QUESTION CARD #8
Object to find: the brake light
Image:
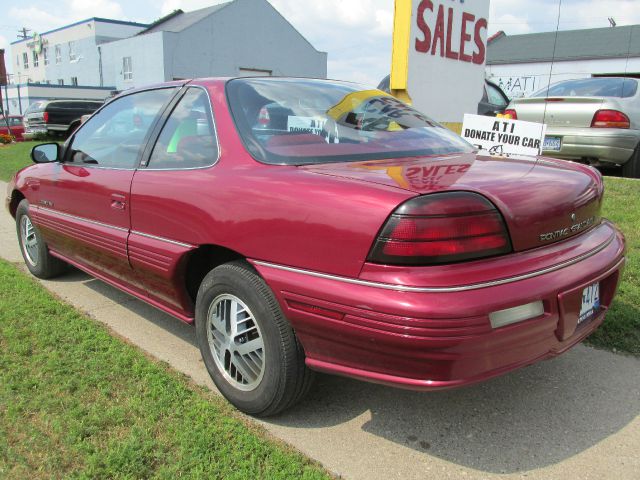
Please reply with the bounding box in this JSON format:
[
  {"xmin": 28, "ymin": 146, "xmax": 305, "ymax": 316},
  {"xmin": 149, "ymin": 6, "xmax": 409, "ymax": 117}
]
[
  {"xmin": 258, "ymin": 106, "xmax": 270, "ymax": 126},
  {"xmin": 503, "ymin": 109, "xmax": 517, "ymax": 120},
  {"xmin": 368, "ymin": 192, "xmax": 512, "ymax": 266},
  {"xmin": 43, "ymin": 112, "xmax": 49, "ymax": 123},
  {"xmin": 591, "ymin": 109, "xmax": 630, "ymax": 129}
]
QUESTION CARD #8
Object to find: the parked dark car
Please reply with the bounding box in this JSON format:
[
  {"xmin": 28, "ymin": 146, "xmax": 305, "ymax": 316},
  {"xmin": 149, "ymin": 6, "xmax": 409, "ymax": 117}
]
[
  {"xmin": 7, "ymin": 78, "xmax": 625, "ymax": 416},
  {"xmin": 0, "ymin": 115, "xmax": 25, "ymax": 141},
  {"xmin": 377, "ymin": 75, "xmax": 510, "ymax": 116},
  {"xmin": 23, "ymin": 99, "xmax": 104, "ymax": 139}
]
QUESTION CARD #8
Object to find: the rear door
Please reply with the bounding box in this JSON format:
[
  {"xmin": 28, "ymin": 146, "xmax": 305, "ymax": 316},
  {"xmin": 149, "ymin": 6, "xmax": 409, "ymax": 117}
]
[
  {"xmin": 34, "ymin": 87, "xmax": 178, "ymax": 286},
  {"xmin": 128, "ymin": 86, "xmax": 219, "ymax": 314}
]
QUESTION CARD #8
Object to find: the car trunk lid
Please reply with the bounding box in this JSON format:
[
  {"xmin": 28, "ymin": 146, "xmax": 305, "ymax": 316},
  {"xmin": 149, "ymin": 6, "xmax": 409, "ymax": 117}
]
[
  {"xmin": 301, "ymin": 152, "xmax": 603, "ymax": 252},
  {"xmin": 509, "ymin": 96, "xmax": 613, "ymax": 128}
]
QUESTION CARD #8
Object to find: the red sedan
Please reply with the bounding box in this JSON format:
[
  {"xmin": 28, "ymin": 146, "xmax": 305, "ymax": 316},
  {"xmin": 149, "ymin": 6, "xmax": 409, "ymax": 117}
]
[
  {"xmin": 5, "ymin": 78, "xmax": 625, "ymax": 416},
  {"xmin": 0, "ymin": 115, "xmax": 25, "ymax": 141}
]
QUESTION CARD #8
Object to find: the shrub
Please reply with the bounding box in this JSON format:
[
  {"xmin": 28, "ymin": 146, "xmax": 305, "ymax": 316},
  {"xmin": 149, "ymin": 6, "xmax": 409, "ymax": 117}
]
[{"xmin": 0, "ymin": 133, "xmax": 13, "ymax": 144}]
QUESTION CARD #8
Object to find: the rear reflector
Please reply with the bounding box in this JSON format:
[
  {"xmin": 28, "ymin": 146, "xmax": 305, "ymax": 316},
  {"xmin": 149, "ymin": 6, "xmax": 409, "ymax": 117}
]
[
  {"xmin": 489, "ymin": 301, "xmax": 544, "ymax": 329},
  {"xmin": 368, "ymin": 192, "xmax": 512, "ymax": 266},
  {"xmin": 591, "ymin": 109, "xmax": 630, "ymax": 129}
]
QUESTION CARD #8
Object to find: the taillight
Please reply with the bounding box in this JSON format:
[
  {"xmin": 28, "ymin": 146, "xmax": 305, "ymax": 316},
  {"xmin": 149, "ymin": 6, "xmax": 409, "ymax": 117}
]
[
  {"xmin": 43, "ymin": 112, "xmax": 49, "ymax": 123},
  {"xmin": 503, "ymin": 109, "xmax": 517, "ymax": 120},
  {"xmin": 368, "ymin": 192, "xmax": 512, "ymax": 266},
  {"xmin": 591, "ymin": 109, "xmax": 630, "ymax": 129}
]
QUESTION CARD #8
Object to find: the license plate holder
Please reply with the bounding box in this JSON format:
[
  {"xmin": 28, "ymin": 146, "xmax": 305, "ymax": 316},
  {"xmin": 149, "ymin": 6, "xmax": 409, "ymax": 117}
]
[
  {"xmin": 578, "ymin": 282, "xmax": 600, "ymax": 325},
  {"xmin": 543, "ymin": 136, "xmax": 562, "ymax": 152}
]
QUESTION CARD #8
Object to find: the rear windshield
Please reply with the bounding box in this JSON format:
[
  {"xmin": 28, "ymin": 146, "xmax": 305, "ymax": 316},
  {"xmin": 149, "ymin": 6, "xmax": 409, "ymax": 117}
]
[
  {"xmin": 226, "ymin": 78, "xmax": 473, "ymax": 165},
  {"xmin": 24, "ymin": 101, "xmax": 46, "ymax": 114},
  {"xmin": 534, "ymin": 77, "xmax": 638, "ymax": 98}
]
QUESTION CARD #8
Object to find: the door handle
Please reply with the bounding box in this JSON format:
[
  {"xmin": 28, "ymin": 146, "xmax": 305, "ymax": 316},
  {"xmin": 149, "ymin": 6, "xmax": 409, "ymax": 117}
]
[{"xmin": 111, "ymin": 193, "xmax": 127, "ymax": 211}]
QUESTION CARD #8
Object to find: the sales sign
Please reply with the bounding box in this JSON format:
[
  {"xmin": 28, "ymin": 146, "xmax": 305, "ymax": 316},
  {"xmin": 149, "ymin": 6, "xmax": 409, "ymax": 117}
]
[
  {"xmin": 391, "ymin": 0, "xmax": 490, "ymax": 124},
  {"xmin": 462, "ymin": 114, "xmax": 547, "ymax": 157}
]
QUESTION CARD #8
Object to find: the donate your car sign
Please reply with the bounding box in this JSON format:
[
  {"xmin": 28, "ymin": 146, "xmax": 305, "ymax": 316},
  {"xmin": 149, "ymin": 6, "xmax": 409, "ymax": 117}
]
[{"xmin": 462, "ymin": 114, "xmax": 547, "ymax": 157}]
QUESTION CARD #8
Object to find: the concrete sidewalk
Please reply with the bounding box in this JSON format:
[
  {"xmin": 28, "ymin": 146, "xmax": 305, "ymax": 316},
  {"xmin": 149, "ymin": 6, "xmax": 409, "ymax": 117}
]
[{"xmin": 1, "ymin": 183, "xmax": 639, "ymax": 479}]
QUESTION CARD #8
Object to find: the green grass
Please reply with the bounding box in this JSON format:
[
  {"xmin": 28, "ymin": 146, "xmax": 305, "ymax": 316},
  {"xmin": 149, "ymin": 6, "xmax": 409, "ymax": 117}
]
[
  {"xmin": 0, "ymin": 141, "xmax": 39, "ymax": 182},
  {"xmin": 0, "ymin": 259, "xmax": 331, "ymax": 479},
  {"xmin": 586, "ymin": 178, "xmax": 640, "ymax": 355}
]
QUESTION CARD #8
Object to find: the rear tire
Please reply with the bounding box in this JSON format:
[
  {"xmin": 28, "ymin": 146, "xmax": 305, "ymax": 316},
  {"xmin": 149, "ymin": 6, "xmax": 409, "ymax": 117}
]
[
  {"xmin": 16, "ymin": 200, "xmax": 67, "ymax": 279},
  {"xmin": 622, "ymin": 144, "xmax": 640, "ymax": 178},
  {"xmin": 195, "ymin": 260, "xmax": 313, "ymax": 417}
]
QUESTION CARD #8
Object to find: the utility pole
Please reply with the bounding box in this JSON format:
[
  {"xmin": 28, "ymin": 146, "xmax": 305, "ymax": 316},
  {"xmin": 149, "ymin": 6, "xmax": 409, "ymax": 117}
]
[{"xmin": 17, "ymin": 27, "xmax": 31, "ymax": 40}]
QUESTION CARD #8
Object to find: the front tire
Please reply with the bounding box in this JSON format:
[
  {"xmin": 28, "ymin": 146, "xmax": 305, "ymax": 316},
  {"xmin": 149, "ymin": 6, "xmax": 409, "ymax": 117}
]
[
  {"xmin": 195, "ymin": 261, "xmax": 313, "ymax": 417},
  {"xmin": 16, "ymin": 200, "xmax": 67, "ymax": 279},
  {"xmin": 622, "ymin": 144, "xmax": 640, "ymax": 178}
]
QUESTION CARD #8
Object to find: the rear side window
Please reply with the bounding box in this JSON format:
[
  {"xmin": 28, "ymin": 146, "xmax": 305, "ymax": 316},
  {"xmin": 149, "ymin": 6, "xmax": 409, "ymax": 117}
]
[
  {"xmin": 25, "ymin": 101, "xmax": 45, "ymax": 114},
  {"xmin": 147, "ymin": 88, "xmax": 218, "ymax": 169},
  {"xmin": 68, "ymin": 88, "xmax": 176, "ymax": 169},
  {"xmin": 534, "ymin": 78, "xmax": 638, "ymax": 98}
]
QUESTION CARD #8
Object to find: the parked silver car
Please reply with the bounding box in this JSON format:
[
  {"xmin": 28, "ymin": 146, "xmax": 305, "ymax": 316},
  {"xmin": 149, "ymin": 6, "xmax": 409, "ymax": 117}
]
[{"xmin": 505, "ymin": 77, "xmax": 640, "ymax": 178}]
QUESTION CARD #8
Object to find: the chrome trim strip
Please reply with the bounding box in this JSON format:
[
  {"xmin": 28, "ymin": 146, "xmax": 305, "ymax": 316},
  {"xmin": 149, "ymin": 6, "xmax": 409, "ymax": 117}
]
[
  {"xmin": 254, "ymin": 233, "xmax": 619, "ymax": 293},
  {"xmin": 38, "ymin": 207, "xmax": 129, "ymax": 233},
  {"xmin": 130, "ymin": 230, "xmax": 194, "ymax": 249}
]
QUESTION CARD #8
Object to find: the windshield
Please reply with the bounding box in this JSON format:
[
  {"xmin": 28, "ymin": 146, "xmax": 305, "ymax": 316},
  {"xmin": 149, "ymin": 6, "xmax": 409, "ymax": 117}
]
[
  {"xmin": 533, "ymin": 77, "xmax": 638, "ymax": 98},
  {"xmin": 226, "ymin": 78, "xmax": 473, "ymax": 165}
]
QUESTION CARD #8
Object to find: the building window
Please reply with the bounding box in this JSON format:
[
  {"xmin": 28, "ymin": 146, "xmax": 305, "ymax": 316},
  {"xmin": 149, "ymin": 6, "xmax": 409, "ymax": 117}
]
[
  {"xmin": 58, "ymin": 79, "xmax": 64, "ymax": 85},
  {"xmin": 55, "ymin": 45, "xmax": 61, "ymax": 64},
  {"xmin": 33, "ymin": 51, "xmax": 39, "ymax": 68},
  {"xmin": 68, "ymin": 41, "xmax": 76, "ymax": 62},
  {"xmin": 71, "ymin": 77, "xmax": 78, "ymax": 86},
  {"xmin": 43, "ymin": 47, "xmax": 49, "ymax": 65},
  {"xmin": 22, "ymin": 52, "xmax": 29, "ymax": 69},
  {"xmin": 16, "ymin": 55, "xmax": 19, "ymax": 67},
  {"xmin": 123, "ymin": 57, "xmax": 133, "ymax": 81}
]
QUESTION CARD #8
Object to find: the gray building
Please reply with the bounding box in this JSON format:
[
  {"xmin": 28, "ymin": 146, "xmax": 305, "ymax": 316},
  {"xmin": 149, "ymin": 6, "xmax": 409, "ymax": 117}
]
[{"xmin": 101, "ymin": 0, "xmax": 327, "ymax": 90}]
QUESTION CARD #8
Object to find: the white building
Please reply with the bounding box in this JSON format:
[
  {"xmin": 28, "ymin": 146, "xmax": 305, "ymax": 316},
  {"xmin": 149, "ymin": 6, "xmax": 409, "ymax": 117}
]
[
  {"xmin": 10, "ymin": 18, "xmax": 148, "ymax": 87},
  {"xmin": 9, "ymin": 0, "xmax": 327, "ymax": 98},
  {"xmin": 486, "ymin": 25, "xmax": 640, "ymax": 99}
]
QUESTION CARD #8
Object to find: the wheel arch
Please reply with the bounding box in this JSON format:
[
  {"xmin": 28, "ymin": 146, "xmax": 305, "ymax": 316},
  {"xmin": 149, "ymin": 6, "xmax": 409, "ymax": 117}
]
[
  {"xmin": 8, "ymin": 189, "xmax": 26, "ymax": 218},
  {"xmin": 183, "ymin": 243, "xmax": 246, "ymax": 307}
]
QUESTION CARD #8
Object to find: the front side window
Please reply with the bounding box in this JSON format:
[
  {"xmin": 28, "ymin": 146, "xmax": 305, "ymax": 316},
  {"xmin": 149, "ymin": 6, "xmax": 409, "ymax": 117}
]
[
  {"xmin": 55, "ymin": 45, "xmax": 61, "ymax": 64},
  {"xmin": 22, "ymin": 52, "xmax": 28, "ymax": 69},
  {"xmin": 33, "ymin": 51, "xmax": 39, "ymax": 67},
  {"xmin": 148, "ymin": 88, "xmax": 218, "ymax": 169},
  {"xmin": 227, "ymin": 78, "xmax": 472, "ymax": 166},
  {"xmin": 68, "ymin": 88, "xmax": 176, "ymax": 169},
  {"xmin": 123, "ymin": 57, "xmax": 133, "ymax": 81}
]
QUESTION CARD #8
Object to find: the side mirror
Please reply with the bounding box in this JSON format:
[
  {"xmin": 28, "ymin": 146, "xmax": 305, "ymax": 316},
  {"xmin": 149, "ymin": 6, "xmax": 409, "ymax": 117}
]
[{"xmin": 31, "ymin": 143, "xmax": 60, "ymax": 164}]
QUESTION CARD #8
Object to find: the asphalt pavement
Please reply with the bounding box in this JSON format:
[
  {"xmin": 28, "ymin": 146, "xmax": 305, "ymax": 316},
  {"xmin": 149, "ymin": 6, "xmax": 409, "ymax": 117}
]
[{"xmin": 1, "ymin": 180, "xmax": 639, "ymax": 480}]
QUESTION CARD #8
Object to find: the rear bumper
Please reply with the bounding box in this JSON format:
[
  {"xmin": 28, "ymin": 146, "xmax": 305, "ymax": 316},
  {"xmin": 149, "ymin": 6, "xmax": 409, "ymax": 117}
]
[
  {"xmin": 251, "ymin": 221, "xmax": 625, "ymax": 390},
  {"xmin": 543, "ymin": 127, "xmax": 639, "ymax": 165}
]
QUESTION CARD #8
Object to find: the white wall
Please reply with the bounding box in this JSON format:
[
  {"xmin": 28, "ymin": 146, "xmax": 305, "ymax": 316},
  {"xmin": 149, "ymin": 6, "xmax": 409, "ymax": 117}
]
[
  {"xmin": 486, "ymin": 56, "xmax": 640, "ymax": 99},
  {"xmin": 100, "ymin": 32, "xmax": 167, "ymax": 90}
]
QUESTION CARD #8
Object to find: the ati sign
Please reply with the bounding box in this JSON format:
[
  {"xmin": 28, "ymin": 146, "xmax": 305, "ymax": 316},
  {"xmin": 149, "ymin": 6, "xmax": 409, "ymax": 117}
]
[
  {"xmin": 405, "ymin": 0, "xmax": 489, "ymax": 123},
  {"xmin": 462, "ymin": 114, "xmax": 547, "ymax": 157}
]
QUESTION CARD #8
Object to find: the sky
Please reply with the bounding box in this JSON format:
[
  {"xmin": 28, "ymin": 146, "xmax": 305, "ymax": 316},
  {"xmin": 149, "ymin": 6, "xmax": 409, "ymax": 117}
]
[{"xmin": 1, "ymin": 0, "xmax": 640, "ymax": 86}]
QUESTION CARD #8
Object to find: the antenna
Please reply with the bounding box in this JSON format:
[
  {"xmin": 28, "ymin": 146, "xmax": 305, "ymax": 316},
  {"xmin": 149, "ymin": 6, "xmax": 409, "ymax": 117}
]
[
  {"xmin": 17, "ymin": 27, "xmax": 31, "ymax": 40},
  {"xmin": 541, "ymin": 0, "xmax": 562, "ymax": 131}
]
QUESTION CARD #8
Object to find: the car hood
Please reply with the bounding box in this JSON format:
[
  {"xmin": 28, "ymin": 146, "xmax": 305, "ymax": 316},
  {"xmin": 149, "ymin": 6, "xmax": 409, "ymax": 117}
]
[{"xmin": 301, "ymin": 152, "xmax": 604, "ymax": 252}]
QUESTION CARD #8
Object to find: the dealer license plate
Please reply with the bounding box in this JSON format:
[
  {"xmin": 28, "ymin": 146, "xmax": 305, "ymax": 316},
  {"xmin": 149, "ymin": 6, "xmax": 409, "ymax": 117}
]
[
  {"xmin": 578, "ymin": 283, "xmax": 600, "ymax": 325},
  {"xmin": 543, "ymin": 136, "xmax": 562, "ymax": 152}
]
